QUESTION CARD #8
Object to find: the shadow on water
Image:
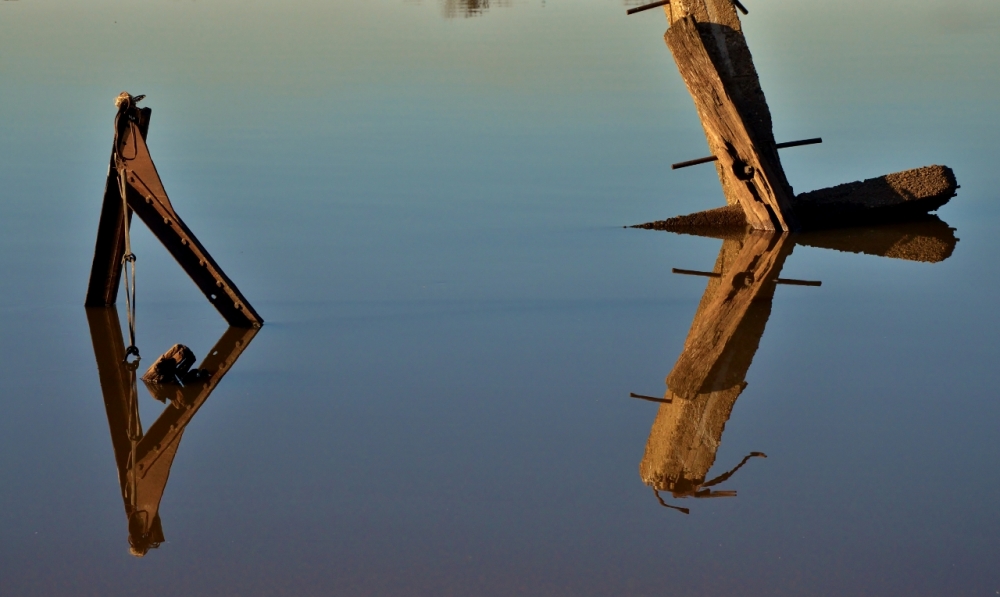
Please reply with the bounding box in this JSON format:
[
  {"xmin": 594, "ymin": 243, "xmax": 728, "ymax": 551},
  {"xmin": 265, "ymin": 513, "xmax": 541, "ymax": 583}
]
[
  {"xmin": 85, "ymin": 308, "xmax": 257, "ymax": 556},
  {"xmin": 636, "ymin": 218, "xmax": 959, "ymax": 514}
]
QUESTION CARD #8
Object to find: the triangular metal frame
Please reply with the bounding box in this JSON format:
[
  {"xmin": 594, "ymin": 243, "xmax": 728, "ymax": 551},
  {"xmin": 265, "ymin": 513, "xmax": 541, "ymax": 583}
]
[{"xmin": 84, "ymin": 93, "xmax": 262, "ymax": 328}]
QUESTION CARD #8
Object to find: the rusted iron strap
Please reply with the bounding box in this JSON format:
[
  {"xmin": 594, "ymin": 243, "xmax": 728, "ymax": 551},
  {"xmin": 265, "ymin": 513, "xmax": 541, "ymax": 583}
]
[
  {"xmin": 672, "ymin": 138, "xmax": 823, "ymax": 170},
  {"xmin": 627, "ymin": 0, "xmax": 669, "ymax": 15}
]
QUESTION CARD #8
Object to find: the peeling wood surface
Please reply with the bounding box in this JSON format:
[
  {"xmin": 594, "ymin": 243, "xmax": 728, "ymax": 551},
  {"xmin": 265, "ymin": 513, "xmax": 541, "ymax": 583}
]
[{"xmin": 665, "ymin": 15, "xmax": 797, "ymax": 230}]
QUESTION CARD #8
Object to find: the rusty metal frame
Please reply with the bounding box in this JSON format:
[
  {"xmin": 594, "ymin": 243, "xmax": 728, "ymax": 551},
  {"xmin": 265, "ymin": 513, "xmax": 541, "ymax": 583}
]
[{"xmin": 85, "ymin": 96, "xmax": 262, "ymax": 328}]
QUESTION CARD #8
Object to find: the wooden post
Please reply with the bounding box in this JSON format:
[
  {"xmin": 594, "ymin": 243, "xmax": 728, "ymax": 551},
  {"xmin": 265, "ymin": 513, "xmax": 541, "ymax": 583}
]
[{"xmin": 662, "ymin": 0, "xmax": 798, "ymax": 230}]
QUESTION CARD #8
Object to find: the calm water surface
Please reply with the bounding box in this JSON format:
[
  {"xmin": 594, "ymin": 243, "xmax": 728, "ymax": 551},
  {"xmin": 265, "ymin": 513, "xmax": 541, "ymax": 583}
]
[{"xmin": 2, "ymin": 0, "xmax": 999, "ymax": 595}]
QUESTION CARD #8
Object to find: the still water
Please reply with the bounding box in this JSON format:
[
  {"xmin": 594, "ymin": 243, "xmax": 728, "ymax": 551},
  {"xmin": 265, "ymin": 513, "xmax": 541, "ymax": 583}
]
[{"xmin": 2, "ymin": 0, "xmax": 999, "ymax": 595}]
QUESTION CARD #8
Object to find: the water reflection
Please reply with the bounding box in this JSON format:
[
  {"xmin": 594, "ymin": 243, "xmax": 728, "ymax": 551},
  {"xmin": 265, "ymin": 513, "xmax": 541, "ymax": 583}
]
[
  {"xmin": 639, "ymin": 219, "xmax": 958, "ymax": 513},
  {"xmin": 441, "ymin": 0, "xmax": 511, "ymax": 18},
  {"xmin": 85, "ymin": 308, "xmax": 257, "ymax": 555}
]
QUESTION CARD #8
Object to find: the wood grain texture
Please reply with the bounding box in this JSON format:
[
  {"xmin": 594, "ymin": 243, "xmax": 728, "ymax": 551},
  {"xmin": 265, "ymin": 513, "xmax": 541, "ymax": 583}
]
[
  {"xmin": 665, "ymin": 231, "xmax": 792, "ymax": 396},
  {"xmin": 640, "ymin": 233, "xmax": 785, "ymax": 494},
  {"xmin": 664, "ymin": 13, "xmax": 797, "ymax": 230}
]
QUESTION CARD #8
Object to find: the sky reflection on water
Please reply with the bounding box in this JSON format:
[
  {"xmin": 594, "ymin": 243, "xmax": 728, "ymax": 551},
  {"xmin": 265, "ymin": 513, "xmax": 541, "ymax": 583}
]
[{"xmin": 1, "ymin": 0, "xmax": 999, "ymax": 595}]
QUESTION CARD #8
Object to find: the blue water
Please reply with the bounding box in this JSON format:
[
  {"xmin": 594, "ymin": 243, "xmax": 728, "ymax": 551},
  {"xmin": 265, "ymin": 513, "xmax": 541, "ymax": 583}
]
[{"xmin": 1, "ymin": 1, "xmax": 999, "ymax": 594}]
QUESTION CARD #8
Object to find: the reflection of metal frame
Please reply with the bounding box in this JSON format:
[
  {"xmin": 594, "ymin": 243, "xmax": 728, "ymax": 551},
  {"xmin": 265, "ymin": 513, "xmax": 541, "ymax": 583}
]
[{"xmin": 86, "ymin": 307, "xmax": 257, "ymax": 555}]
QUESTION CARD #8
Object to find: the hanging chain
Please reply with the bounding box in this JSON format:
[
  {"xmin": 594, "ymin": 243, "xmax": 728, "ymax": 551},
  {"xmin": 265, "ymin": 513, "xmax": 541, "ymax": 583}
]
[
  {"xmin": 125, "ymin": 354, "xmax": 142, "ymax": 512},
  {"xmin": 114, "ymin": 99, "xmax": 140, "ymax": 363}
]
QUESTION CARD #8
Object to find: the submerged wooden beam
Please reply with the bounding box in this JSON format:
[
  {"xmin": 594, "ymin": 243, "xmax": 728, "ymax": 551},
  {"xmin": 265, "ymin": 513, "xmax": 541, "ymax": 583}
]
[
  {"xmin": 662, "ymin": 0, "xmax": 797, "ymax": 230},
  {"xmin": 633, "ymin": 165, "xmax": 959, "ymax": 253},
  {"xmin": 793, "ymin": 165, "xmax": 958, "ymax": 229}
]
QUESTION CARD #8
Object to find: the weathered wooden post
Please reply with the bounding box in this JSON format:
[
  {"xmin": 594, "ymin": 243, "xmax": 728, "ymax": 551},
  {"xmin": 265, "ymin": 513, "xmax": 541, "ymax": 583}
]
[
  {"xmin": 661, "ymin": 0, "xmax": 798, "ymax": 230},
  {"xmin": 629, "ymin": 1, "xmax": 959, "ymax": 232}
]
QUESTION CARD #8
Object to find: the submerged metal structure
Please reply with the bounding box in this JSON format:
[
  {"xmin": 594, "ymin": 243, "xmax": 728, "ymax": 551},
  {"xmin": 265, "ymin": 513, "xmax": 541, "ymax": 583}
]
[{"xmin": 85, "ymin": 92, "xmax": 262, "ymax": 328}]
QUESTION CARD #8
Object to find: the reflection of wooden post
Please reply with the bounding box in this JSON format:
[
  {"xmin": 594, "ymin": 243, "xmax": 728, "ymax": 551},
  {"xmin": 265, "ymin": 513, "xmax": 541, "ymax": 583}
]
[
  {"xmin": 86, "ymin": 307, "xmax": 258, "ymax": 556},
  {"xmin": 662, "ymin": 0, "xmax": 797, "ymax": 230},
  {"xmin": 640, "ymin": 232, "xmax": 791, "ymax": 495}
]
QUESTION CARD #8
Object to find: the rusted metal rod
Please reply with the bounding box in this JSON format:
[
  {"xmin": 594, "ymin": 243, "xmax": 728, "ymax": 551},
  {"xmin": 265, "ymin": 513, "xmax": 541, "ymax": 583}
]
[
  {"xmin": 630, "ymin": 393, "xmax": 673, "ymax": 404},
  {"xmin": 672, "ymin": 268, "xmax": 821, "ymax": 286},
  {"xmin": 626, "ymin": 0, "xmax": 669, "ymax": 15},
  {"xmin": 672, "ymin": 268, "xmax": 720, "ymax": 278},
  {"xmin": 775, "ymin": 278, "xmax": 822, "ymax": 287},
  {"xmin": 672, "ymin": 137, "xmax": 823, "ymax": 170}
]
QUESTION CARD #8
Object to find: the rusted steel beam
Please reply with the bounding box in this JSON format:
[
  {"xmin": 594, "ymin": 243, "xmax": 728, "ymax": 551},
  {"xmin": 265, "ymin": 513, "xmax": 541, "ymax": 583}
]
[
  {"xmin": 118, "ymin": 120, "xmax": 262, "ymax": 327},
  {"xmin": 665, "ymin": 15, "xmax": 798, "ymax": 230},
  {"xmin": 85, "ymin": 107, "xmax": 151, "ymax": 307}
]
